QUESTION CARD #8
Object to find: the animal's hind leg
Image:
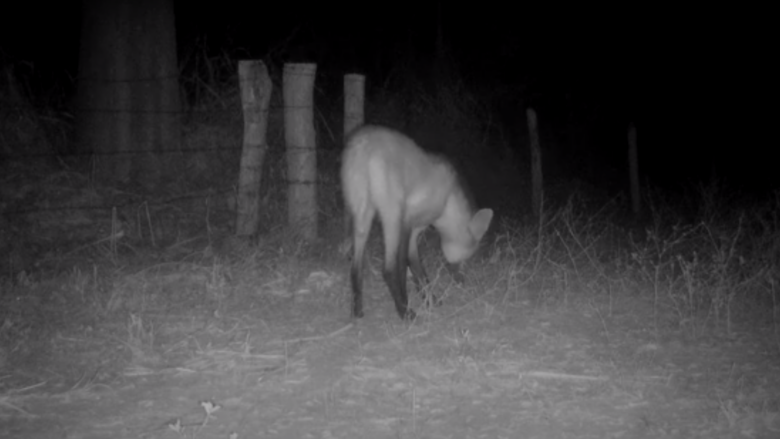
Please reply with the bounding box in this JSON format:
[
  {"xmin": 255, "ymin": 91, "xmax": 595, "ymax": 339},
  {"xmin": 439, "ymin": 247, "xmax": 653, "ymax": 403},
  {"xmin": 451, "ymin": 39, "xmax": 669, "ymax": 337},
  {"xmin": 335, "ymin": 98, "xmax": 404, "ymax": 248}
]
[{"xmin": 350, "ymin": 206, "xmax": 375, "ymax": 318}]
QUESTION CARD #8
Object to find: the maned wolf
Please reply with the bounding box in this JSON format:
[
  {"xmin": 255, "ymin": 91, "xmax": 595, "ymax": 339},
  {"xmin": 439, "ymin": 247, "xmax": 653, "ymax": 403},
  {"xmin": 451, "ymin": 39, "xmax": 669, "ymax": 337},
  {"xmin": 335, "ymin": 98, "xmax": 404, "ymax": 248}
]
[{"xmin": 341, "ymin": 125, "xmax": 493, "ymax": 321}]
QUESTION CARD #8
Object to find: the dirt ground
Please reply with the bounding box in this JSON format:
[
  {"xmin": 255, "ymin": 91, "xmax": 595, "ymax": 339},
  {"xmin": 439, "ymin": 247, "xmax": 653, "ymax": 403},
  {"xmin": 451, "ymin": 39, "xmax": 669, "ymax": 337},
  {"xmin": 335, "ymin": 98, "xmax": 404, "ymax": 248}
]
[{"xmin": 1, "ymin": 253, "xmax": 779, "ymax": 439}]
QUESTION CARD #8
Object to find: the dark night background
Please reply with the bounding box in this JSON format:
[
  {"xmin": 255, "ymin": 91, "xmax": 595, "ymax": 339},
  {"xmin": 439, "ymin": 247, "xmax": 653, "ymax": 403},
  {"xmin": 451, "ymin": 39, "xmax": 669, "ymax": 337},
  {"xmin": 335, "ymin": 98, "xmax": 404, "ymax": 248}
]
[
  {"xmin": 1, "ymin": 2, "xmax": 775, "ymax": 196},
  {"xmin": 4, "ymin": 4, "xmax": 780, "ymax": 435}
]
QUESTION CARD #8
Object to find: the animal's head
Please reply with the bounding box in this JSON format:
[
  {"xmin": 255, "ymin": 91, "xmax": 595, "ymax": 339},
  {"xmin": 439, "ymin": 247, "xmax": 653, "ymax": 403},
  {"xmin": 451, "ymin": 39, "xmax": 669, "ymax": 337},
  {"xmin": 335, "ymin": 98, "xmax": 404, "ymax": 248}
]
[{"xmin": 441, "ymin": 208, "xmax": 493, "ymax": 264}]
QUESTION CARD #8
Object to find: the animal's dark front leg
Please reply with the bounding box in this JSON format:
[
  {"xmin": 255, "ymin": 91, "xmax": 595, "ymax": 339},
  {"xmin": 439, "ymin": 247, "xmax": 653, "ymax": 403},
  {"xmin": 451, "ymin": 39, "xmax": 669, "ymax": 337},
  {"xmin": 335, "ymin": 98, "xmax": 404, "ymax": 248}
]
[
  {"xmin": 409, "ymin": 228, "xmax": 441, "ymax": 307},
  {"xmin": 384, "ymin": 225, "xmax": 416, "ymax": 321},
  {"xmin": 447, "ymin": 262, "xmax": 465, "ymax": 285}
]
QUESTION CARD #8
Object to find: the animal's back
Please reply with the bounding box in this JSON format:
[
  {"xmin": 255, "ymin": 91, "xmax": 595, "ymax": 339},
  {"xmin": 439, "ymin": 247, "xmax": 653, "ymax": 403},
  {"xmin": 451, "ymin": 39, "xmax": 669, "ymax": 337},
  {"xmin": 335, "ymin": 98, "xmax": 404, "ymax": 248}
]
[{"xmin": 342, "ymin": 125, "xmax": 458, "ymax": 227}]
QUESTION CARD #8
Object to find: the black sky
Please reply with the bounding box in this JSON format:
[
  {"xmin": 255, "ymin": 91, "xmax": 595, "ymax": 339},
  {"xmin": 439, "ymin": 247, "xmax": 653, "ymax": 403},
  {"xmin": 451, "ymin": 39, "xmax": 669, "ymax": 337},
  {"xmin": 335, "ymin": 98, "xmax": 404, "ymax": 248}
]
[{"xmin": 1, "ymin": 2, "xmax": 775, "ymax": 192}]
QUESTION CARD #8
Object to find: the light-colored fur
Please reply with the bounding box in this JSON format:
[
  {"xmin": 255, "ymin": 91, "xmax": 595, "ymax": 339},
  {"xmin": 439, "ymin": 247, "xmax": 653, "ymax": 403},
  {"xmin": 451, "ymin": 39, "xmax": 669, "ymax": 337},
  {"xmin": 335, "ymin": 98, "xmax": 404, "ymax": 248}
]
[{"xmin": 341, "ymin": 125, "xmax": 493, "ymax": 320}]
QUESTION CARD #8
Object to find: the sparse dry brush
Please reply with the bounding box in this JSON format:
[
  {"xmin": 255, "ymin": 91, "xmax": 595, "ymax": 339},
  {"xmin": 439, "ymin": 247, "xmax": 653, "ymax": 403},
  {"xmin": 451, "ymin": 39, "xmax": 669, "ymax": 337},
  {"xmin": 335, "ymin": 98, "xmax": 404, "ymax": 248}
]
[
  {"xmin": 479, "ymin": 186, "xmax": 780, "ymax": 342},
  {"xmin": 2, "ymin": 52, "xmax": 780, "ymax": 437}
]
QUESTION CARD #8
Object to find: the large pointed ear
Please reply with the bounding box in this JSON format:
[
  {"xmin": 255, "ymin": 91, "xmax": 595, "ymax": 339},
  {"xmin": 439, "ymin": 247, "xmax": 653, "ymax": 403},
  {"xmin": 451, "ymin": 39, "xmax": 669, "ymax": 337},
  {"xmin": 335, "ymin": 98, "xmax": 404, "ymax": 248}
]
[{"xmin": 469, "ymin": 208, "xmax": 493, "ymax": 241}]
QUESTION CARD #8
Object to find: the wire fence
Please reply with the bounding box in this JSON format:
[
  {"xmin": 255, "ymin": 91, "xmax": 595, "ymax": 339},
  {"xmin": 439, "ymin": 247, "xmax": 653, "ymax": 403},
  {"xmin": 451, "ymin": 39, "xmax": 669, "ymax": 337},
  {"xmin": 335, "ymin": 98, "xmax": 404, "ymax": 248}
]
[
  {"xmin": 1, "ymin": 64, "xmax": 501, "ymax": 227},
  {"xmin": 1, "ymin": 93, "xmax": 347, "ymax": 221}
]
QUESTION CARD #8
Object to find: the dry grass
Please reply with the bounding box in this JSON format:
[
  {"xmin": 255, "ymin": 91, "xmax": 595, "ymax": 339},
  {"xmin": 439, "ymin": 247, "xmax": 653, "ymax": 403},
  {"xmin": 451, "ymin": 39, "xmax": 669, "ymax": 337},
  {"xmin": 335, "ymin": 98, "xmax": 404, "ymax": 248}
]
[
  {"xmin": 2, "ymin": 58, "xmax": 779, "ymax": 438},
  {"xmin": 3, "ymin": 170, "xmax": 780, "ymax": 437}
]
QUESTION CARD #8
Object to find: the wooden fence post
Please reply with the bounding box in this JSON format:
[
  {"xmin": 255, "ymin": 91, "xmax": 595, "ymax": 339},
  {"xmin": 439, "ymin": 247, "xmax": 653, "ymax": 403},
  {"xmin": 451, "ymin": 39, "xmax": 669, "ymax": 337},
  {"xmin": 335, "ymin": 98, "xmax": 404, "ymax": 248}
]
[
  {"xmin": 284, "ymin": 63, "xmax": 318, "ymax": 241},
  {"xmin": 236, "ymin": 60, "xmax": 272, "ymax": 237}
]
